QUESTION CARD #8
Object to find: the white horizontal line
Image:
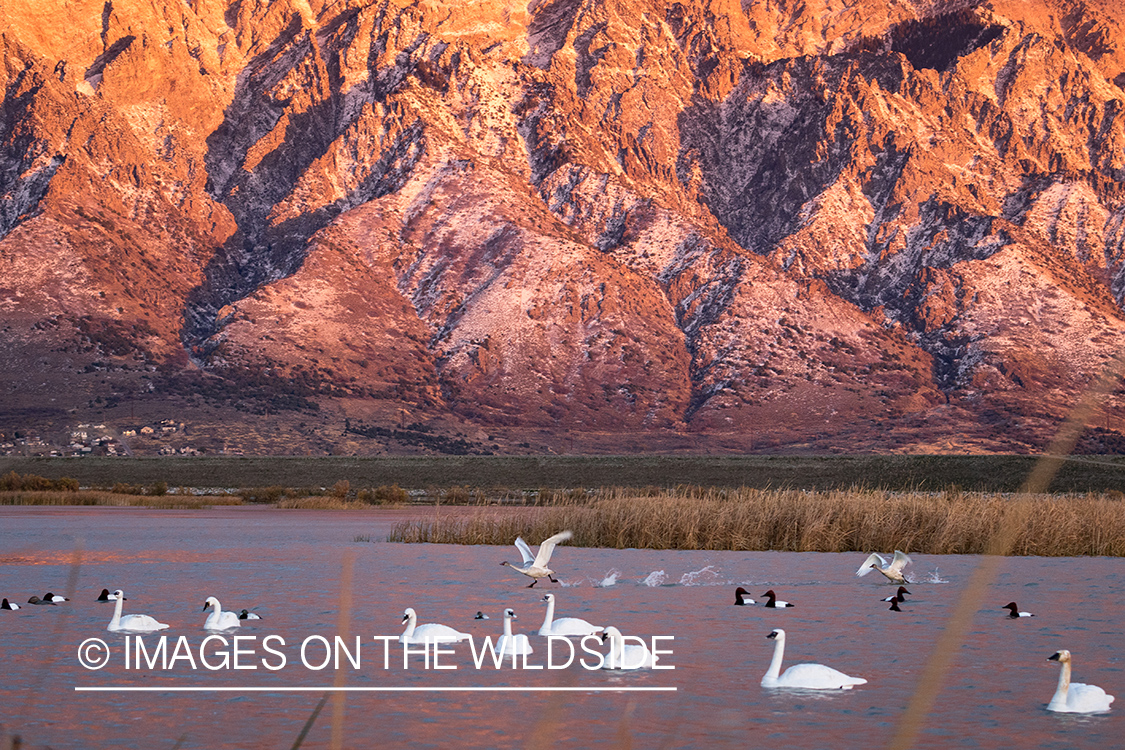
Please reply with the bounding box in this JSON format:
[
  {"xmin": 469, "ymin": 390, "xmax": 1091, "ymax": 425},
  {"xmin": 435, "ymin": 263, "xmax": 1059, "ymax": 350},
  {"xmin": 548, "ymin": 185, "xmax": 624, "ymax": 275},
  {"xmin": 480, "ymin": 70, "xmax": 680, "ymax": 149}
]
[{"xmin": 75, "ymin": 686, "xmax": 677, "ymax": 693}]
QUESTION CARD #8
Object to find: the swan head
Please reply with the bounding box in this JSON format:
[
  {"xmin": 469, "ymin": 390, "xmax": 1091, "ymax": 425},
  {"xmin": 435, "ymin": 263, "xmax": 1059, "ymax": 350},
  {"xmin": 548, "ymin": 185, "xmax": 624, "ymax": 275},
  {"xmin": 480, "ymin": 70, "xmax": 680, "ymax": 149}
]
[
  {"xmin": 112, "ymin": 589, "xmax": 125, "ymax": 601},
  {"xmin": 542, "ymin": 594, "xmax": 555, "ymax": 603},
  {"xmin": 504, "ymin": 608, "xmax": 517, "ymax": 620},
  {"xmin": 402, "ymin": 607, "xmax": 416, "ymax": 624},
  {"xmin": 766, "ymin": 628, "xmax": 785, "ymax": 641},
  {"xmin": 203, "ymin": 596, "xmax": 220, "ymax": 611},
  {"xmin": 601, "ymin": 626, "xmax": 622, "ymax": 643},
  {"xmin": 1048, "ymin": 650, "xmax": 1071, "ymax": 664},
  {"xmin": 500, "ymin": 560, "xmax": 511, "ymax": 567}
]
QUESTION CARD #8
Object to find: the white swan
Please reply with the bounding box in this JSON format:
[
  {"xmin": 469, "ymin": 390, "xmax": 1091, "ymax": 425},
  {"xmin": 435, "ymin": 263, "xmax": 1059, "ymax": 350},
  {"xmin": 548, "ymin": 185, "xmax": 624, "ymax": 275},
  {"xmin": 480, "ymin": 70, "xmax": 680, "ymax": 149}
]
[
  {"xmin": 760, "ymin": 629, "xmax": 867, "ymax": 690},
  {"xmin": 1047, "ymin": 650, "xmax": 1114, "ymax": 713},
  {"xmin": 600, "ymin": 626, "xmax": 655, "ymax": 669},
  {"xmin": 538, "ymin": 593, "xmax": 601, "ymax": 636},
  {"xmin": 856, "ymin": 550, "xmax": 912, "ymax": 584},
  {"xmin": 500, "ymin": 530, "xmax": 573, "ymax": 587},
  {"xmin": 1, "ymin": 598, "xmax": 20, "ymax": 610},
  {"xmin": 399, "ymin": 608, "xmax": 471, "ymax": 644},
  {"xmin": 1003, "ymin": 602, "xmax": 1034, "ymax": 618},
  {"xmin": 202, "ymin": 596, "xmax": 241, "ymax": 630},
  {"xmin": 238, "ymin": 609, "xmax": 262, "ymax": 620},
  {"xmin": 107, "ymin": 590, "xmax": 169, "ymax": 633},
  {"xmin": 882, "ymin": 586, "xmax": 911, "ymax": 602},
  {"xmin": 497, "ymin": 608, "xmax": 533, "ymax": 656},
  {"xmin": 761, "ymin": 590, "xmax": 794, "ymax": 608},
  {"xmin": 734, "ymin": 587, "xmax": 756, "ymax": 606}
]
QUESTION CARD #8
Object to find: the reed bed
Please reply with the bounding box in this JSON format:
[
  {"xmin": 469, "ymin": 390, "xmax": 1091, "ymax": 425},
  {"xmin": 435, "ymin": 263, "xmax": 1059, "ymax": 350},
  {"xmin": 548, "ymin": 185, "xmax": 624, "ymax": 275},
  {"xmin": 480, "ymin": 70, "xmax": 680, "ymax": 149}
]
[
  {"xmin": 387, "ymin": 487, "xmax": 1125, "ymax": 557},
  {"xmin": 0, "ymin": 490, "xmax": 243, "ymax": 509}
]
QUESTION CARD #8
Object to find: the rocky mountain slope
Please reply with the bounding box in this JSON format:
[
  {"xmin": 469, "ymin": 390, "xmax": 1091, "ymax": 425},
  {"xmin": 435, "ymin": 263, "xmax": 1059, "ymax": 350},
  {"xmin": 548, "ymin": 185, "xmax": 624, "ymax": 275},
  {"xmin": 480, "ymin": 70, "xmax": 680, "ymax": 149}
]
[{"xmin": 1, "ymin": 0, "xmax": 1124, "ymax": 455}]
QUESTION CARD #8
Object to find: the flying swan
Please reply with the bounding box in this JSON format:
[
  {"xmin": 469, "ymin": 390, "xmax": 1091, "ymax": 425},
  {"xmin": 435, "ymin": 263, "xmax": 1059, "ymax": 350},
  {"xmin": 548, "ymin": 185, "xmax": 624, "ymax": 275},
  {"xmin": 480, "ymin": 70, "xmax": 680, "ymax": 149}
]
[
  {"xmin": 107, "ymin": 590, "xmax": 169, "ymax": 633},
  {"xmin": 1046, "ymin": 650, "xmax": 1114, "ymax": 713},
  {"xmin": 203, "ymin": 596, "xmax": 241, "ymax": 630},
  {"xmin": 856, "ymin": 550, "xmax": 912, "ymax": 584},
  {"xmin": 538, "ymin": 593, "xmax": 601, "ymax": 636},
  {"xmin": 400, "ymin": 608, "xmax": 471, "ymax": 645},
  {"xmin": 500, "ymin": 530, "xmax": 573, "ymax": 587},
  {"xmin": 600, "ymin": 626, "xmax": 655, "ymax": 669},
  {"xmin": 497, "ymin": 608, "xmax": 533, "ymax": 656},
  {"xmin": 760, "ymin": 629, "xmax": 867, "ymax": 690}
]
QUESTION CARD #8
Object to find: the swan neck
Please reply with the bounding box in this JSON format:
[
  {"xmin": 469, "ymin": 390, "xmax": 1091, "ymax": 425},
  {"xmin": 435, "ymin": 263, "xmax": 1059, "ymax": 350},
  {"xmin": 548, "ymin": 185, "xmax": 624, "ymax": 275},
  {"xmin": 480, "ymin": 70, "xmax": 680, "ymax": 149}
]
[
  {"xmin": 765, "ymin": 636, "xmax": 785, "ymax": 680},
  {"xmin": 1053, "ymin": 659, "xmax": 1072, "ymax": 704},
  {"xmin": 609, "ymin": 631, "xmax": 623, "ymax": 667},
  {"xmin": 110, "ymin": 594, "xmax": 124, "ymax": 627},
  {"xmin": 402, "ymin": 613, "xmax": 416, "ymax": 638},
  {"xmin": 504, "ymin": 615, "xmax": 514, "ymax": 638},
  {"xmin": 540, "ymin": 598, "xmax": 555, "ymax": 632}
]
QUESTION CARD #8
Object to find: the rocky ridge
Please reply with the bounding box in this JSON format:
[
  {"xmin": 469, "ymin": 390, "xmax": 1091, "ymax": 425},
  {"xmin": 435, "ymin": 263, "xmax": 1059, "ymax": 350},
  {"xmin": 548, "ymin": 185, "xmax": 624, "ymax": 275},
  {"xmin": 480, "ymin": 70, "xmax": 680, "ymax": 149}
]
[{"xmin": 1, "ymin": 0, "xmax": 1124, "ymax": 454}]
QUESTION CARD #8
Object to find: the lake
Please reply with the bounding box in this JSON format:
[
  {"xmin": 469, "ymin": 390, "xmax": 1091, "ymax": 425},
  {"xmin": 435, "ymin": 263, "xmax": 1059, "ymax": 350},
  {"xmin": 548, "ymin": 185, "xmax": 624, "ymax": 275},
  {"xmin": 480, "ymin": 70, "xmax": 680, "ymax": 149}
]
[{"xmin": 0, "ymin": 506, "xmax": 1120, "ymax": 748}]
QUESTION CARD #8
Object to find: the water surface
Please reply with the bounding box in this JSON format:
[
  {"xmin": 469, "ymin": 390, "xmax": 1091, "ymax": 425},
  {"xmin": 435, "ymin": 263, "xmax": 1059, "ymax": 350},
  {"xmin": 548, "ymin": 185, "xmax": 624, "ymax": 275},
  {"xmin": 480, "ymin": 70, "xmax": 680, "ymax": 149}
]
[{"xmin": 0, "ymin": 507, "xmax": 1121, "ymax": 748}]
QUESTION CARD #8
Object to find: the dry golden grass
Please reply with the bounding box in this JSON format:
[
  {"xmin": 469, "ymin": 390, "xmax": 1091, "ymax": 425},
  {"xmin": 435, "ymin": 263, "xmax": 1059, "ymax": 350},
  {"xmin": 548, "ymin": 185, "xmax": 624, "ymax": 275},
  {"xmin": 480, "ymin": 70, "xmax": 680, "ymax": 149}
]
[
  {"xmin": 0, "ymin": 490, "xmax": 242, "ymax": 509},
  {"xmin": 388, "ymin": 486, "xmax": 1125, "ymax": 556}
]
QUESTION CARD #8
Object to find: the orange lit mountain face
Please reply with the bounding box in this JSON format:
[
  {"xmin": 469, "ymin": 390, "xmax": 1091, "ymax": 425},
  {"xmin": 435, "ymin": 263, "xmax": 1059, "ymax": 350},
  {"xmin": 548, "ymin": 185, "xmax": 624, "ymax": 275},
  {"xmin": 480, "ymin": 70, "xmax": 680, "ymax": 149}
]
[{"xmin": 2, "ymin": 0, "xmax": 1125, "ymax": 455}]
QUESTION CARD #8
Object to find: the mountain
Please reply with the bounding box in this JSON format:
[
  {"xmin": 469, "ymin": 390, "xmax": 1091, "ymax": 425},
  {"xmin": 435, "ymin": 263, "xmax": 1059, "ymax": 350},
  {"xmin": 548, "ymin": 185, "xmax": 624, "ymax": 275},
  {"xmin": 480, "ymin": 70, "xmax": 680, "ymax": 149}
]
[{"xmin": 1, "ymin": 0, "xmax": 1124, "ymax": 456}]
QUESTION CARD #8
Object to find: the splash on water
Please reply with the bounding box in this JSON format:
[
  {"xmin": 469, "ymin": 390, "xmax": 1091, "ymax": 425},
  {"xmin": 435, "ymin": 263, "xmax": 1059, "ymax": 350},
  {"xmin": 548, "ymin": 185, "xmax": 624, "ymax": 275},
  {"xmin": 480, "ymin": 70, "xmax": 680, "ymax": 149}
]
[
  {"xmin": 921, "ymin": 568, "xmax": 949, "ymax": 584},
  {"xmin": 596, "ymin": 570, "xmax": 621, "ymax": 587},
  {"xmin": 642, "ymin": 570, "xmax": 667, "ymax": 587},
  {"xmin": 679, "ymin": 565, "xmax": 724, "ymax": 586}
]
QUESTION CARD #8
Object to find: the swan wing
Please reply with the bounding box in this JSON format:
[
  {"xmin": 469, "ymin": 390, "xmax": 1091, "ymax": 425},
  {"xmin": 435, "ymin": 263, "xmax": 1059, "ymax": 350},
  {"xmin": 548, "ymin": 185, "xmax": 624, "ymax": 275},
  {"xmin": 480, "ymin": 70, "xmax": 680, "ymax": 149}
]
[
  {"xmin": 888, "ymin": 550, "xmax": 912, "ymax": 573},
  {"xmin": 413, "ymin": 623, "xmax": 471, "ymax": 643},
  {"xmin": 778, "ymin": 663, "xmax": 867, "ymax": 690},
  {"xmin": 119, "ymin": 614, "xmax": 169, "ymax": 632},
  {"xmin": 513, "ymin": 536, "xmax": 535, "ymax": 565},
  {"xmin": 532, "ymin": 530, "xmax": 573, "ymax": 568},
  {"xmin": 856, "ymin": 552, "xmax": 886, "ymax": 577},
  {"xmin": 546, "ymin": 617, "xmax": 601, "ymax": 636},
  {"xmin": 1068, "ymin": 683, "xmax": 1115, "ymax": 712}
]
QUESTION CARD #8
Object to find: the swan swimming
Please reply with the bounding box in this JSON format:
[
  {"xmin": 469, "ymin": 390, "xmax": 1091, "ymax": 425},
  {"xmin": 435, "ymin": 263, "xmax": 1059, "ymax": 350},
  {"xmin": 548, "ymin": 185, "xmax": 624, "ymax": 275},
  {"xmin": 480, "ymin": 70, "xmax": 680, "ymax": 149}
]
[
  {"xmin": 1003, "ymin": 602, "xmax": 1034, "ymax": 618},
  {"xmin": 538, "ymin": 593, "xmax": 601, "ymax": 636},
  {"xmin": 734, "ymin": 587, "xmax": 756, "ymax": 606},
  {"xmin": 202, "ymin": 596, "xmax": 241, "ymax": 630},
  {"xmin": 400, "ymin": 608, "xmax": 472, "ymax": 644},
  {"xmin": 881, "ymin": 586, "xmax": 911, "ymax": 602},
  {"xmin": 760, "ymin": 629, "xmax": 867, "ymax": 690},
  {"xmin": 1046, "ymin": 650, "xmax": 1114, "ymax": 713},
  {"xmin": 107, "ymin": 590, "xmax": 169, "ymax": 633},
  {"xmin": 497, "ymin": 608, "xmax": 533, "ymax": 656},
  {"xmin": 1, "ymin": 598, "xmax": 20, "ymax": 610},
  {"xmin": 500, "ymin": 530, "xmax": 573, "ymax": 587},
  {"xmin": 238, "ymin": 609, "xmax": 262, "ymax": 620},
  {"xmin": 600, "ymin": 626, "xmax": 655, "ymax": 669},
  {"xmin": 856, "ymin": 550, "xmax": 912, "ymax": 584},
  {"xmin": 761, "ymin": 590, "xmax": 794, "ymax": 608}
]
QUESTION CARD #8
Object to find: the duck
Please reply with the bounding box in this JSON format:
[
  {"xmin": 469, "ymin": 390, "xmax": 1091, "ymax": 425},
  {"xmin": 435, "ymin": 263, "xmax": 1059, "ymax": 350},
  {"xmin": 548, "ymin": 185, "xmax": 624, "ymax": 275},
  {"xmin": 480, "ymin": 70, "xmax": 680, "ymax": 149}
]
[
  {"xmin": 43, "ymin": 592, "xmax": 68, "ymax": 603},
  {"xmin": 474, "ymin": 611, "xmax": 490, "ymax": 620},
  {"xmin": 1, "ymin": 598, "xmax": 20, "ymax": 610},
  {"xmin": 760, "ymin": 629, "xmax": 867, "ymax": 690},
  {"xmin": 96, "ymin": 588, "xmax": 117, "ymax": 602},
  {"xmin": 27, "ymin": 596, "xmax": 55, "ymax": 606},
  {"xmin": 881, "ymin": 586, "xmax": 911, "ymax": 602},
  {"xmin": 600, "ymin": 626, "xmax": 655, "ymax": 669},
  {"xmin": 107, "ymin": 590, "xmax": 169, "ymax": 633},
  {"xmin": 238, "ymin": 609, "xmax": 262, "ymax": 620},
  {"xmin": 497, "ymin": 608, "xmax": 533, "ymax": 656},
  {"xmin": 202, "ymin": 596, "xmax": 241, "ymax": 630},
  {"xmin": 500, "ymin": 530, "xmax": 573, "ymax": 587},
  {"xmin": 856, "ymin": 550, "xmax": 912, "ymax": 584},
  {"xmin": 538, "ymin": 593, "xmax": 601, "ymax": 636},
  {"xmin": 734, "ymin": 587, "xmax": 756, "ymax": 606},
  {"xmin": 888, "ymin": 597, "xmax": 904, "ymax": 612},
  {"xmin": 1046, "ymin": 650, "xmax": 1114, "ymax": 713},
  {"xmin": 1003, "ymin": 602, "xmax": 1034, "ymax": 618},
  {"xmin": 761, "ymin": 590, "xmax": 794, "ymax": 608},
  {"xmin": 399, "ymin": 608, "xmax": 471, "ymax": 644}
]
